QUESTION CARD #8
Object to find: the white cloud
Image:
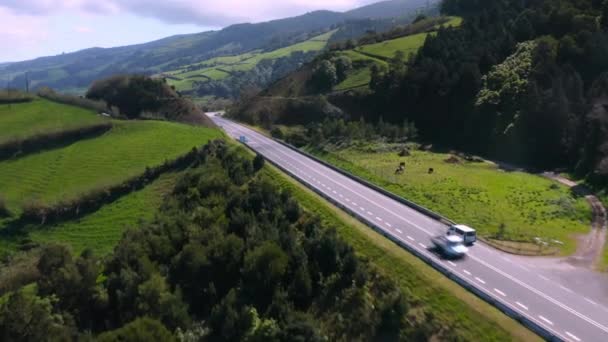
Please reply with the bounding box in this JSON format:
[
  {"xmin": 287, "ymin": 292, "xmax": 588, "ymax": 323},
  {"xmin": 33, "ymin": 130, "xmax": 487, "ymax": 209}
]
[{"xmin": 0, "ymin": 0, "xmax": 374, "ymax": 26}]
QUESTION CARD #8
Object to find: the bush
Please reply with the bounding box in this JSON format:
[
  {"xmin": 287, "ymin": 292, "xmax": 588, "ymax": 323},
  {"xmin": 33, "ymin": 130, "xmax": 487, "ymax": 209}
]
[{"xmin": 270, "ymin": 127, "xmax": 285, "ymax": 139}]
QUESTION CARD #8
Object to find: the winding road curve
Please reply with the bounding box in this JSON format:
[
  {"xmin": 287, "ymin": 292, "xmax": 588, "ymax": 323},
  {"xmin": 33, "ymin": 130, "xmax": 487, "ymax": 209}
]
[{"xmin": 211, "ymin": 114, "xmax": 608, "ymax": 342}]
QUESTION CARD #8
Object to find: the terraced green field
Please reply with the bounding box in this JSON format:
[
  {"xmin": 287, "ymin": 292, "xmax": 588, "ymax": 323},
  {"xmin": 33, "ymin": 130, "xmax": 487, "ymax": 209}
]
[
  {"xmin": 0, "ymin": 120, "xmax": 221, "ymax": 212},
  {"xmin": 308, "ymin": 145, "xmax": 591, "ymax": 255},
  {"xmin": 334, "ymin": 16, "xmax": 462, "ymax": 92},
  {"xmin": 166, "ymin": 30, "xmax": 336, "ymax": 91},
  {"xmin": 29, "ymin": 172, "xmax": 179, "ymax": 255},
  {"xmin": 0, "ymin": 99, "xmax": 105, "ymax": 144},
  {"xmin": 357, "ymin": 32, "xmax": 431, "ymax": 59}
]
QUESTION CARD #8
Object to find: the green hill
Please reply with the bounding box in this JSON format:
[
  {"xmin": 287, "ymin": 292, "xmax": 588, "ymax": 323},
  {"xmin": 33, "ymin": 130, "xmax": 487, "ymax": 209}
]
[
  {"xmin": 0, "ymin": 99, "xmax": 106, "ymax": 145},
  {"xmin": 0, "ymin": 99, "xmax": 221, "ymax": 255},
  {"xmin": 164, "ymin": 30, "xmax": 337, "ymax": 93},
  {"xmin": 0, "ymin": 120, "xmax": 220, "ymax": 213}
]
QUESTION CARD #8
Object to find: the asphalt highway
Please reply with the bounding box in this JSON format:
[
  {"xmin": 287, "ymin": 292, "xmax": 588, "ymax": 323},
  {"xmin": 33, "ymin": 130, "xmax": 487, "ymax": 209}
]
[{"xmin": 211, "ymin": 114, "xmax": 608, "ymax": 342}]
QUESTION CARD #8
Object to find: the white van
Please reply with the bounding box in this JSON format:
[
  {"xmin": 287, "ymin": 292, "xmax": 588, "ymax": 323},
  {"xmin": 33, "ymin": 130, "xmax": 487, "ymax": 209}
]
[{"xmin": 447, "ymin": 224, "xmax": 477, "ymax": 245}]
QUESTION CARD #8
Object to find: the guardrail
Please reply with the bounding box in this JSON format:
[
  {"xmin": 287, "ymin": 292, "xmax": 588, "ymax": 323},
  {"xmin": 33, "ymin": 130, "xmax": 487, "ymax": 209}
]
[
  {"xmin": 236, "ymin": 139, "xmax": 560, "ymax": 341},
  {"xmin": 272, "ymin": 138, "xmax": 456, "ymax": 226},
  {"xmin": 228, "ymin": 126, "xmax": 561, "ymax": 341}
]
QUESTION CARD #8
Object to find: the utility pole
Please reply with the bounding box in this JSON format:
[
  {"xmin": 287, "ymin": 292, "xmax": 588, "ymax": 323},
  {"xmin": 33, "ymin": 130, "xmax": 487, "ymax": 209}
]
[{"xmin": 25, "ymin": 71, "xmax": 29, "ymax": 93}]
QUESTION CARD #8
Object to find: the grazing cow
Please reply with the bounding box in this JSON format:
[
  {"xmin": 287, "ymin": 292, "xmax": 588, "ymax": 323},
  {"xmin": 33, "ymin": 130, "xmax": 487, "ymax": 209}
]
[
  {"xmin": 395, "ymin": 162, "xmax": 406, "ymax": 175},
  {"xmin": 428, "ymin": 168, "xmax": 434, "ymax": 174}
]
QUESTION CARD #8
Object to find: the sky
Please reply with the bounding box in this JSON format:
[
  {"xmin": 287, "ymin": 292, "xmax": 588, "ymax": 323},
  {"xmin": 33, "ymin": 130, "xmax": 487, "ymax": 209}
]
[{"xmin": 0, "ymin": 0, "xmax": 377, "ymax": 63}]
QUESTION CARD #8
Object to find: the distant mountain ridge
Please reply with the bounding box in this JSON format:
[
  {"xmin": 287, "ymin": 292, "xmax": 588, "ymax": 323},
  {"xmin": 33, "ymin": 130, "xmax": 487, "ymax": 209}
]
[{"xmin": 0, "ymin": 0, "xmax": 438, "ymax": 93}]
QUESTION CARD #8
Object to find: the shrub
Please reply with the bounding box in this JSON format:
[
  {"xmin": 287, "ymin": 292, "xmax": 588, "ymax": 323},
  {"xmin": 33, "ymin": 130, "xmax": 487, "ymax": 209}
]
[{"xmin": 270, "ymin": 127, "xmax": 285, "ymax": 139}]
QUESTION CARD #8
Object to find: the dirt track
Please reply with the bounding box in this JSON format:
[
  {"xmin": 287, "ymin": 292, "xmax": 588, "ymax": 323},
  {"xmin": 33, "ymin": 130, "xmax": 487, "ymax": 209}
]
[{"xmin": 543, "ymin": 172, "xmax": 608, "ymax": 269}]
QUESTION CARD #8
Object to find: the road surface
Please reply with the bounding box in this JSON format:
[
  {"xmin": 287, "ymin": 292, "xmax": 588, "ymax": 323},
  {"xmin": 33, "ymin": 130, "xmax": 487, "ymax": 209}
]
[{"xmin": 211, "ymin": 114, "xmax": 608, "ymax": 342}]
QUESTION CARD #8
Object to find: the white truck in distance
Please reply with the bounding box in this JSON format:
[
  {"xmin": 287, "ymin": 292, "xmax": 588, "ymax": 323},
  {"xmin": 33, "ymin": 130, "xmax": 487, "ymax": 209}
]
[{"xmin": 447, "ymin": 224, "xmax": 477, "ymax": 245}]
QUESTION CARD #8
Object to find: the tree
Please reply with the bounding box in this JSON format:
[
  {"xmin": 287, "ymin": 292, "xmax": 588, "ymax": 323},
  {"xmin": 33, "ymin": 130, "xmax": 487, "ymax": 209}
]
[
  {"xmin": 96, "ymin": 317, "xmax": 176, "ymax": 342},
  {"xmin": 333, "ymin": 56, "xmax": 353, "ymax": 83},
  {"xmin": 311, "ymin": 60, "xmax": 338, "ymax": 92},
  {"xmin": 0, "ymin": 289, "xmax": 72, "ymax": 341},
  {"xmin": 253, "ymin": 154, "xmax": 265, "ymax": 171},
  {"xmin": 602, "ymin": 0, "xmax": 608, "ymax": 30}
]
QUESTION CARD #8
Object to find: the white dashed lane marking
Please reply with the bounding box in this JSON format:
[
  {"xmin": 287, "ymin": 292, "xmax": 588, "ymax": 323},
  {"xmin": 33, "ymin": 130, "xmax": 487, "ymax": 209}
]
[
  {"xmin": 494, "ymin": 288, "xmax": 506, "ymax": 297},
  {"xmin": 418, "ymin": 243, "xmax": 426, "ymax": 248},
  {"xmin": 516, "ymin": 302, "xmax": 528, "ymax": 311},
  {"xmin": 367, "ymin": 211, "xmax": 373, "ymax": 216},
  {"xmin": 463, "ymin": 270, "xmax": 471, "ymax": 276},
  {"xmin": 395, "ymin": 229, "xmax": 403, "ymax": 234},
  {"xmin": 376, "ymin": 217, "xmax": 383, "ymax": 222},
  {"xmin": 539, "ymin": 316, "xmax": 554, "ymax": 326},
  {"xmin": 386, "ymin": 222, "xmax": 392, "ymax": 228},
  {"xmin": 447, "ymin": 261, "xmax": 457, "ymax": 267},
  {"xmin": 475, "ymin": 277, "xmax": 486, "ymax": 285},
  {"xmin": 407, "ymin": 236, "xmax": 415, "ymax": 241},
  {"xmin": 585, "ymin": 298, "xmax": 598, "ymax": 306},
  {"xmin": 566, "ymin": 331, "xmax": 581, "ymax": 341},
  {"xmin": 560, "ymin": 286, "xmax": 573, "ymax": 294}
]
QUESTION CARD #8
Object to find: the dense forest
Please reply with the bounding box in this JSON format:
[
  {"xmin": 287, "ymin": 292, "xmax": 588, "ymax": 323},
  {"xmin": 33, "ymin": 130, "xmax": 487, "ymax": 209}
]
[
  {"xmin": 366, "ymin": 0, "xmax": 608, "ymax": 180},
  {"xmin": 0, "ymin": 141, "xmax": 443, "ymax": 341}
]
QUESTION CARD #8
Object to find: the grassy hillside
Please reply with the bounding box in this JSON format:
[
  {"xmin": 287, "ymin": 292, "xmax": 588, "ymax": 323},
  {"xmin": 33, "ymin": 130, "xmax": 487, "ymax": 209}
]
[
  {"xmin": 0, "ymin": 120, "xmax": 221, "ymax": 212},
  {"xmin": 165, "ymin": 30, "xmax": 337, "ymax": 92},
  {"xmin": 334, "ymin": 16, "xmax": 462, "ymax": 91},
  {"xmin": 308, "ymin": 144, "xmax": 591, "ymax": 255},
  {"xmin": 357, "ymin": 32, "xmax": 430, "ymax": 59},
  {"xmin": 0, "ymin": 99, "xmax": 105, "ymax": 145}
]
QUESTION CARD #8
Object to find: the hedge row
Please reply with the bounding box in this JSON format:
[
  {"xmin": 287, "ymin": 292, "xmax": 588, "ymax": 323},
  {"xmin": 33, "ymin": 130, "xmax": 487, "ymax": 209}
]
[
  {"xmin": 18, "ymin": 145, "xmax": 205, "ymax": 226},
  {"xmin": 37, "ymin": 87, "xmax": 120, "ymax": 116},
  {"xmin": 0, "ymin": 122, "xmax": 113, "ymax": 160},
  {"xmin": 0, "ymin": 98, "xmax": 33, "ymax": 105}
]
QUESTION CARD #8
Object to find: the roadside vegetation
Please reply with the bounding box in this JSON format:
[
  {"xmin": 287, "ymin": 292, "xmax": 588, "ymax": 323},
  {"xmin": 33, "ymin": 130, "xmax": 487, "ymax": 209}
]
[
  {"xmin": 265, "ymin": 164, "xmax": 539, "ymax": 341},
  {"xmin": 0, "ymin": 141, "xmax": 463, "ymax": 341},
  {"xmin": 306, "ymin": 143, "xmax": 591, "ymax": 255}
]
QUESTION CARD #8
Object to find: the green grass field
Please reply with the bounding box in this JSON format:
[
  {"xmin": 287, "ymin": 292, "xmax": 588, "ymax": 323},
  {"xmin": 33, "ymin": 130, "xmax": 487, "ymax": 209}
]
[
  {"xmin": 357, "ymin": 32, "xmax": 431, "ymax": 60},
  {"xmin": 308, "ymin": 144, "xmax": 591, "ymax": 255},
  {"xmin": 0, "ymin": 99, "xmax": 105, "ymax": 144},
  {"xmin": 28, "ymin": 172, "xmax": 179, "ymax": 255},
  {"xmin": 263, "ymin": 165, "xmax": 539, "ymax": 342},
  {"xmin": 0, "ymin": 120, "xmax": 221, "ymax": 212}
]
